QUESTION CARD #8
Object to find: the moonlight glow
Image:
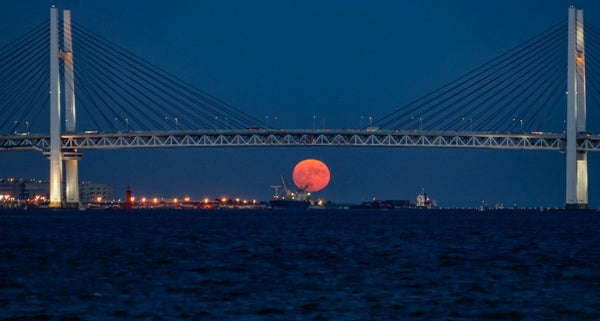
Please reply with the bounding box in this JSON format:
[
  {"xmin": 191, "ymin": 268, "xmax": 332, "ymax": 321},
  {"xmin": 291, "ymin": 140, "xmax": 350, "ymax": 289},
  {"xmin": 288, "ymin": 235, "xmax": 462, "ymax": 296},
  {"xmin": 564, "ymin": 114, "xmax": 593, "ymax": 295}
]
[{"xmin": 292, "ymin": 159, "xmax": 330, "ymax": 192}]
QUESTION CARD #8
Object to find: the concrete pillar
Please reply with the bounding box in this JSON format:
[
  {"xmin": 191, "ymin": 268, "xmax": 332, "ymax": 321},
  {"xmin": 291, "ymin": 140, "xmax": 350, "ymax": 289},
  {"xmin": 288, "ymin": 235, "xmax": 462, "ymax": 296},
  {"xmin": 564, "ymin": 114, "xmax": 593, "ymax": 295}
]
[
  {"xmin": 565, "ymin": 7, "xmax": 588, "ymax": 209},
  {"xmin": 63, "ymin": 9, "xmax": 81, "ymax": 208},
  {"xmin": 49, "ymin": 6, "xmax": 63, "ymax": 208}
]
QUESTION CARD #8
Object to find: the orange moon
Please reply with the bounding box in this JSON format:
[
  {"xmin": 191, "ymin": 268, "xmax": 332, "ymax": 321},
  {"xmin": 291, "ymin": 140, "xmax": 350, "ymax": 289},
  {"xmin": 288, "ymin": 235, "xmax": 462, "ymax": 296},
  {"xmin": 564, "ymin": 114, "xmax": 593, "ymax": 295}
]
[{"xmin": 292, "ymin": 159, "xmax": 330, "ymax": 192}]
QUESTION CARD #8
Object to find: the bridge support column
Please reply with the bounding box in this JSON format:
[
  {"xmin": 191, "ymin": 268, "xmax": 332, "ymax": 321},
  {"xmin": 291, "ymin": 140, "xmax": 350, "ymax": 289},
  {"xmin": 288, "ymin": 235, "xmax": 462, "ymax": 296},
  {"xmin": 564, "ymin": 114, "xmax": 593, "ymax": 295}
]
[
  {"xmin": 63, "ymin": 9, "xmax": 80, "ymax": 208},
  {"xmin": 49, "ymin": 6, "xmax": 63, "ymax": 208},
  {"xmin": 565, "ymin": 6, "xmax": 588, "ymax": 209}
]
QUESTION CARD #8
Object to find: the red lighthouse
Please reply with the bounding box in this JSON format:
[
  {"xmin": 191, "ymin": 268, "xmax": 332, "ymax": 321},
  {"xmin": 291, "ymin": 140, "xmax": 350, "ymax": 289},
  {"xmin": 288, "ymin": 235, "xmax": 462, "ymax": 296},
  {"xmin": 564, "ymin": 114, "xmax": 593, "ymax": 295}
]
[{"xmin": 125, "ymin": 186, "xmax": 133, "ymax": 210}]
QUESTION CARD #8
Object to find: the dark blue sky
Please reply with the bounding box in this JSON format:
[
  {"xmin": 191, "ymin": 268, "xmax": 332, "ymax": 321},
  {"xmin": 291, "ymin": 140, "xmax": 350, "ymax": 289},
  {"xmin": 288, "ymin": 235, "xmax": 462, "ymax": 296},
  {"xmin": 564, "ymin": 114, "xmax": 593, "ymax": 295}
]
[{"xmin": 2, "ymin": 0, "xmax": 600, "ymax": 207}]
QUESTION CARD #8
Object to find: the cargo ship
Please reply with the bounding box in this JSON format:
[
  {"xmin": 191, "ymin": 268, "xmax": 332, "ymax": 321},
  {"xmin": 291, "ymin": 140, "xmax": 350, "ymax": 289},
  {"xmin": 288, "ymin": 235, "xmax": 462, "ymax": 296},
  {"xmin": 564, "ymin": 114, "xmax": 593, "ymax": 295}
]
[
  {"xmin": 350, "ymin": 189, "xmax": 436, "ymax": 210},
  {"xmin": 270, "ymin": 198, "xmax": 311, "ymax": 209},
  {"xmin": 416, "ymin": 188, "xmax": 437, "ymax": 209},
  {"xmin": 269, "ymin": 175, "xmax": 311, "ymax": 209}
]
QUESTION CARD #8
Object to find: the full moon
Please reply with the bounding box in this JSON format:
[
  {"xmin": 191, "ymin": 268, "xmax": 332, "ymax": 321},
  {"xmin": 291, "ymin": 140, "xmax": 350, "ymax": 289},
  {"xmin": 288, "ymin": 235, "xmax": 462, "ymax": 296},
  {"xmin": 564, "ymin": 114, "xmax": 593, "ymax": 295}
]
[{"xmin": 292, "ymin": 159, "xmax": 330, "ymax": 192}]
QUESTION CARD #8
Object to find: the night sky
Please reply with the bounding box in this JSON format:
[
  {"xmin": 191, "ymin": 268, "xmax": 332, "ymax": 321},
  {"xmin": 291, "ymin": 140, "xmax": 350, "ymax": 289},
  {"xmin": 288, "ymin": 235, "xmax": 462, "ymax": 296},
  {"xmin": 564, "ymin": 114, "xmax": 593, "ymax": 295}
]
[{"xmin": 2, "ymin": 0, "xmax": 600, "ymax": 207}]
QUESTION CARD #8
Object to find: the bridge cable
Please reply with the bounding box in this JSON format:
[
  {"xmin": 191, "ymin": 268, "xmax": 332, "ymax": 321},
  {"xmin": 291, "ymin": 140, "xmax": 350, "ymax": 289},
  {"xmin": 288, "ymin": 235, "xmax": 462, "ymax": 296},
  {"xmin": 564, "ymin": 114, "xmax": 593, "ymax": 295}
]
[
  {"xmin": 426, "ymin": 23, "xmax": 564, "ymax": 131},
  {"xmin": 0, "ymin": 29, "xmax": 49, "ymax": 134},
  {"xmin": 71, "ymin": 23, "xmax": 238, "ymax": 130},
  {"xmin": 485, "ymin": 35, "xmax": 566, "ymax": 132},
  {"xmin": 434, "ymin": 30, "xmax": 565, "ymax": 132},
  {"xmin": 70, "ymin": 22, "xmax": 267, "ymax": 130},
  {"xmin": 371, "ymin": 20, "xmax": 566, "ymax": 130},
  {"xmin": 415, "ymin": 23, "xmax": 564, "ymax": 131}
]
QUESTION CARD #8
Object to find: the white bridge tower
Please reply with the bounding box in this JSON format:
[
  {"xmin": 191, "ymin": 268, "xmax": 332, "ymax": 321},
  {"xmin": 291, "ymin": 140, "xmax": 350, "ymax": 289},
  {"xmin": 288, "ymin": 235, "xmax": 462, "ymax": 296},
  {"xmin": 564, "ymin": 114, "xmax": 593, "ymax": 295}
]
[
  {"xmin": 49, "ymin": 6, "xmax": 81, "ymax": 208},
  {"xmin": 565, "ymin": 6, "xmax": 588, "ymax": 209}
]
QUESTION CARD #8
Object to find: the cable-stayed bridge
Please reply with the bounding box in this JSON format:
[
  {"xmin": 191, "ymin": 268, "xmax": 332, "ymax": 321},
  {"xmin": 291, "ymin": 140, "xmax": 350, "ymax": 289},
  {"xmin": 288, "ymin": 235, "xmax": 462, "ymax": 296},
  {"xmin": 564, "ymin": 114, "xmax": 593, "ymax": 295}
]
[{"xmin": 0, "ymin": 6, "xmax": 598, "ymax": 208}]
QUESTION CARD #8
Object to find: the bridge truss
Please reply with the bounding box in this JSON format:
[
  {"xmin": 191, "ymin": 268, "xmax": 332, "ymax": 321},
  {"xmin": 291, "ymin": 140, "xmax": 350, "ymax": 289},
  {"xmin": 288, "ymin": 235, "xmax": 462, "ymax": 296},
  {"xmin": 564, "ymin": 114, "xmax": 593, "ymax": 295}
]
[{"xmin": 2, "ymin": 130, "xmax": 600, "ymax": 151}]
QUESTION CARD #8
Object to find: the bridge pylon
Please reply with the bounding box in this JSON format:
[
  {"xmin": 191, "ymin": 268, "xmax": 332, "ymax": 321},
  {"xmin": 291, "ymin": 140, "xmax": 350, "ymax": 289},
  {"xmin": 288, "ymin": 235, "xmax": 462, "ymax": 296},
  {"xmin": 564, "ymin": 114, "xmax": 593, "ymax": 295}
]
[
  {"xmin": 565, "ymin": 6, "xmax": 588, "ymax": 209},
  {"xmin": 48, "ymin": 6, "xmax": 81, "ymax": 208}
]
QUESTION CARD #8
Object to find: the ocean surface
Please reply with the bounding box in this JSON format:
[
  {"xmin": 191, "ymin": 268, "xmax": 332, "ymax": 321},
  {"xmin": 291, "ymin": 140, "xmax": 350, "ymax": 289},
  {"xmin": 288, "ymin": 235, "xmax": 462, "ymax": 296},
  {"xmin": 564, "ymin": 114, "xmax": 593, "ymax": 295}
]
[{"xmin": 1, "ymin": 208, "xmax": 599, "ymax": 320}]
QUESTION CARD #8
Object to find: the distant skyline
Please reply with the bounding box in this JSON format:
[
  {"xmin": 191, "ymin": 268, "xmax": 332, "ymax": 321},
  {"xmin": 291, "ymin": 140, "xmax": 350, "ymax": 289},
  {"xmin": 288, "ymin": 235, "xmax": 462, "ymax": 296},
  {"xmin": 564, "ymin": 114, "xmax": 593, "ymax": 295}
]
[{"xmin": 2, "ymin": 0, "xmax": 600, "ymax": 207}]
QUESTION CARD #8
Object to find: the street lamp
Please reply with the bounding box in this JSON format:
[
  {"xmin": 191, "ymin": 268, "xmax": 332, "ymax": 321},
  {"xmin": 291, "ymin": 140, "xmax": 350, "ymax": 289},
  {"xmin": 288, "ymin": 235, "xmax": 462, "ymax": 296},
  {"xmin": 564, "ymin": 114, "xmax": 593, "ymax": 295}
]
[
  {"xmin": 174, "ymin": 117, "xmax": 178, "ymax": 130},
  {"xmin": 313, "ymin": 115, "xmax": 316, "ymax": 130},
  {"xmin": 419, "ymin": 117, "xmax": 423, "ymax": 131},
  {"xmin": 520, "ymin": 119, "xmax": 523, "ymax": 132}
]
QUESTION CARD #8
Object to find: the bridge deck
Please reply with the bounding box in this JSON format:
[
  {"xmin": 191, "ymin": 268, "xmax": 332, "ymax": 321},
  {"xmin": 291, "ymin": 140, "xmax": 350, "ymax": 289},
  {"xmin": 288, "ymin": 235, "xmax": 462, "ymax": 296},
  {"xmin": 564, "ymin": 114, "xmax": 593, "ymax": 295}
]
[{"xmin": 1, "ymin": 129, "xmax": 594, "ymax": 152}]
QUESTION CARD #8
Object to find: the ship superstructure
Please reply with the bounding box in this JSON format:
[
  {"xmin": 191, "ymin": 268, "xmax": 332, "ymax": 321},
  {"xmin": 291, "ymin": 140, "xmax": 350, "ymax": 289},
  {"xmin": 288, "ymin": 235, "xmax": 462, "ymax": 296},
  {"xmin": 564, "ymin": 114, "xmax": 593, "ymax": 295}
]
[{"xmin": 270, "ymin": 175, "xmax": 311, "ymax": 209}]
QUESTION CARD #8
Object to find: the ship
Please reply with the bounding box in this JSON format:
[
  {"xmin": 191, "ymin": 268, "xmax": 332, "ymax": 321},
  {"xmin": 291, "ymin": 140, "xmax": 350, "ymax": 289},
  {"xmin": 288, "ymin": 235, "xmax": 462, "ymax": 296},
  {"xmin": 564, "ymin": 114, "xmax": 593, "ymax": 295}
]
[
  {"xmin": 416, "ymin": 188, "xmax": 437, "ymax": 209},
  {"xmin": 350, "ymin": 189, "xmax": 436, "ymax": 210},
  {"xmin": 269, "ymin": 175, "xmax": 311, "ymax": 209}
]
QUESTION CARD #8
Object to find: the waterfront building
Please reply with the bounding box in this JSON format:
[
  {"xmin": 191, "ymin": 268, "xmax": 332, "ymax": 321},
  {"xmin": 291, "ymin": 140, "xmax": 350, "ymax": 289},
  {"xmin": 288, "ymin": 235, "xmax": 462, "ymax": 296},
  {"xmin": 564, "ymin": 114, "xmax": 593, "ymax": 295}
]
[
  {"xmin": 0, "ymin": 178, "xmax": 115, "ymax": 203},
  {"xmin": 78, "ymin": 181, "xmax": 116, "ymax": 204}
]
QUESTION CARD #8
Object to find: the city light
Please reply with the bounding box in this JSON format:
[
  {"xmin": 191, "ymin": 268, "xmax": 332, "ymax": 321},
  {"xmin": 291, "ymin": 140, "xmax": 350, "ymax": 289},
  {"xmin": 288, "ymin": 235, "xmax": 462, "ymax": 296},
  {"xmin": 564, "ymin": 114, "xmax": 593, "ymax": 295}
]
[{"xmin": 0, "ymin": 177, "xmax": 265, "ymax": 209}]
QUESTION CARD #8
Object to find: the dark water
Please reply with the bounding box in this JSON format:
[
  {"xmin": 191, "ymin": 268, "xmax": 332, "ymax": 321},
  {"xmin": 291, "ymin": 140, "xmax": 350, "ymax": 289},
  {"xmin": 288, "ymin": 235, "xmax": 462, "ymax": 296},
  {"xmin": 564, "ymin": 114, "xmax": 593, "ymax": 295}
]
[{"xmin": 1, "ymin": 209, "xmax": 599, "ymax": 320}]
